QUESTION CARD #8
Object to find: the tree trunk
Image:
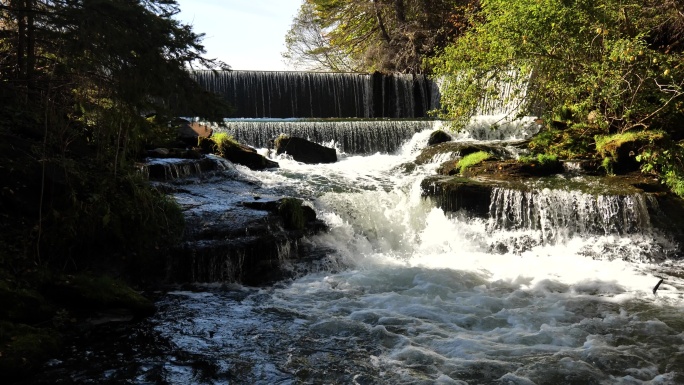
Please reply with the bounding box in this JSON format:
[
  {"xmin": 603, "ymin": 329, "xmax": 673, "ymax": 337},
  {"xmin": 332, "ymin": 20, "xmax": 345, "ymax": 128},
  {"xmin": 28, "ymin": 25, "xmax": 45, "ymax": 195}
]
[
  {"xmin": 394, "ymin": 0, "xmax": 406, "ymax": 24},
  {"xmin": 372, "ymin": 0, "xmax": 391, "ymax": 43},
  {"xmin": 25, "ymin": 0, "xmax": 35, "ymax": 82}
]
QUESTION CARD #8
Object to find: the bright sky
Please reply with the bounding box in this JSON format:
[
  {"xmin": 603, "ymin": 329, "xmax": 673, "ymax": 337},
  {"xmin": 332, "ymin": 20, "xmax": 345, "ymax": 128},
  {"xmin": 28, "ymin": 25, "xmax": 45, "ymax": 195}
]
[{"xmin": 174, "ymin": 0, "xmax": 303, "ymax": 71}]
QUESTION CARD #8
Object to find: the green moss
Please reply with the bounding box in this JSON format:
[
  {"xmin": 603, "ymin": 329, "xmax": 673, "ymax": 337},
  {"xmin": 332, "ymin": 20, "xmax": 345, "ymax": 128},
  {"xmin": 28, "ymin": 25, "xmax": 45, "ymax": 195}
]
[
  {"xmin": 0, "ymin": 280, "xmax": 53, "ymax": 323},
  {"xmin": 278, "ymin": 198, "xmax": 306, "ymax": 231},
  {"xmin": 595, "ymin": 131, "xmax": 665, "ymax": 159},
  {"xmin": 594, "ymin": 131, "xmax": 667, "ymax": 175},
  {"xmin": 273, "ymin": 134, "xmax": 289, "ymax": 149},
  {"xmin": 50, "ymin": 274, "xmax": 156, "ymax": 315},
  {"xmin": 518, "ymin": 153, "xmax": 561, "ymax": 174},
  {"xmin": 457, "ymin": 151, "xmax": 491, "ymax": 174}
]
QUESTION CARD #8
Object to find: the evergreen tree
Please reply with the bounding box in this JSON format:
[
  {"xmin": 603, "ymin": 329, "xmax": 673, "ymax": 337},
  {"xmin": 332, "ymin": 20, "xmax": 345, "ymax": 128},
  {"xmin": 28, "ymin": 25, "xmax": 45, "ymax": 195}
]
[{"xmin": 0, "ymin": 0, "xmax": 228, "ymax": 271}]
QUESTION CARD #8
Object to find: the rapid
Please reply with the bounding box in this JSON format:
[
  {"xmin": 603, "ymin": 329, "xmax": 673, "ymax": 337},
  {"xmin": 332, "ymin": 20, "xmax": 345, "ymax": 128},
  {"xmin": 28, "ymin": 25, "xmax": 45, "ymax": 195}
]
[{"xmin": 37, "ymin": 118, "xmax": 684, "ymax": 384}]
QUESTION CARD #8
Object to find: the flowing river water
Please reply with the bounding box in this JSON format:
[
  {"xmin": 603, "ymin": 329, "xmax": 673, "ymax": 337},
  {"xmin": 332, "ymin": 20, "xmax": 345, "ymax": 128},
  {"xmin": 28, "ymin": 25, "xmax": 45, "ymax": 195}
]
[{"xmin": 36, "ymin": 119, "xmax": 684, "ymax": 384}]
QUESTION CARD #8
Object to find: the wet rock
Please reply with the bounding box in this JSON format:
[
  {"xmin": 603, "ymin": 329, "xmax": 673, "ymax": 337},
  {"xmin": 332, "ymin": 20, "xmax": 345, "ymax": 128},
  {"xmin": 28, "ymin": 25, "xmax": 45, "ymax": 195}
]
[
  {"xmin": 166, "ymin": 177, "xmax": 327, "ymax": 286},
  {"xmin": 146, "ymin": 148, "xmax": 202, "ymax": 159},
  {"xmin": 421, "ymin": 176, "xmax": 499, "ymax": 217},
  {"xmin": 175, "ymin": 119, "xmax": 212, "ymax": 143},
  {"xmin": 213, "ymin": 138, "xmax": 279, "ymax": 170},
  {"xmin": 422, "ymin": 172, "xmax": 684, "ymax": 255},
  {"xmin": 427, "ymin": 130, "xmax": 452, "ymax": 146},
  {"xmin": 275, "ymin": 135, "xmax": 337, "ymax": 164},
  {"xmin": 142, "ymin": 157, "xmax": 220, "ymax": 181},
  {"xmin": 414, "ymin": 141, "xmax": 525, "ymax": 165}
]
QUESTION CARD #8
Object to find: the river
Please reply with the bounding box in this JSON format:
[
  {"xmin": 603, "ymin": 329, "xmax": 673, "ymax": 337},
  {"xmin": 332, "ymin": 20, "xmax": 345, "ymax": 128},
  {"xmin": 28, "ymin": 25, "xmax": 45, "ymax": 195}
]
[{"xmin": 33, "ymin": 120, "xmax": 684, "ymax": 384}]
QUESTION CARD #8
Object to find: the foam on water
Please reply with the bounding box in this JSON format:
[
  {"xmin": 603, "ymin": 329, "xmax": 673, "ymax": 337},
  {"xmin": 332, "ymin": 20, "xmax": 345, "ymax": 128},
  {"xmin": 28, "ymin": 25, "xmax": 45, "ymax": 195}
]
[{"xmin": 161, "ymin": 121, "xmax": 678, "ymax": 384}]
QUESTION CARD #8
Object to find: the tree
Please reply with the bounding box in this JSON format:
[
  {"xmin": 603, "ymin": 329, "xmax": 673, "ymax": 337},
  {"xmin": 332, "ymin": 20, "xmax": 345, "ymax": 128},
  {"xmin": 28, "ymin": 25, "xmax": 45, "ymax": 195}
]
[
  {"xmin": 0, "ymin": 0, "xmax": 228, "ymax": 270},
  {"xmin": 430, "ymin": 0, "xmax": 684, "ymax": 194},
  {"xmin": 431, "ymin": 0, "xmax": 684, "ymax": 131},
  {"xmin": 283, "ymin": 0, "xmax": 479, "ymax": 73}
]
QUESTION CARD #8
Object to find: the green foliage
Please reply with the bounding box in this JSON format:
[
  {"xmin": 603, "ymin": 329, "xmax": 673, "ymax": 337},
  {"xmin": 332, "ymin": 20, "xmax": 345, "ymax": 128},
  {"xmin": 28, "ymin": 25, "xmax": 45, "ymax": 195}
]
[
  {"xmin": 528, "ymin": 124, "xmax": 601, "ymax": 159},
  {"xmin": 457, "ymin": 151, "xmax": 491, "ymax": 173},
  {"xmin": 431, "ymin": 0, "xmax": 684, "ymax": 133},
  {"xmin": 637, "ymin": 142, "xmax": 684, "ymax": 197},
  {"xmin": 0, "ymin": 0, "xmax": 217, "ymax": 274}
]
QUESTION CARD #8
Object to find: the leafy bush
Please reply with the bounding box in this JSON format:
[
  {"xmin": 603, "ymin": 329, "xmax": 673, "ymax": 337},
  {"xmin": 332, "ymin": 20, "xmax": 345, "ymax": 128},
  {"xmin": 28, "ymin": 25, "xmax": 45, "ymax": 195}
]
[{"xmin": 431, "ymin": 0, "xmax": 684, "ymax": 136}]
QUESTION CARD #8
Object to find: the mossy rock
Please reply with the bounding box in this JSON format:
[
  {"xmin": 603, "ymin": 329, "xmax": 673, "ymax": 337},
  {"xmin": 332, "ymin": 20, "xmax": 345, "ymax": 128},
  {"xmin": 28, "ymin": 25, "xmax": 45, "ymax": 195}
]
[
  {"xmin": 595, "ymin": 131, "xmax": 666, "ymax": 174},
  {"xmin": 516, "ymin": 154, "xmax": 564, "ymax": 176},
  {"xmin": 415, "ymin": 141, "xmax": 522, "ymax": 166},
  {"xmin": 216, "ymin": 137, "xmax": 279, "ymax": 170},
  {"xmin": 41, "ymin": 274, "xmax": 155, "ymax": 317},
  {"xmin": 278, "ymin": 198, "xmax": 316, "ymax": 231},
  {"xmin": 0, "ymin": 280, "xmax": 53, "ymax": 324},
  {"xmin": 0, "ymin": 321, "xmax": 61, "ymax": 381}
]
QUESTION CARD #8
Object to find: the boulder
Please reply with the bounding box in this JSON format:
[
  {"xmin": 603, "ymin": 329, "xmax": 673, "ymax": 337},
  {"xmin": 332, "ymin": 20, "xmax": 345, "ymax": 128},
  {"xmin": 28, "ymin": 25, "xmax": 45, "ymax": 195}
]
[
  {"xmin": 275, "ymin": 136, "xmax": 337, "ymax": 164},
  {"xmin": 427, "ymin": 130, "xmax": 452, "ymax": 146},
  {"xmin": 210, "ymin": 138, "xmax": 279, "ymax": 170}
]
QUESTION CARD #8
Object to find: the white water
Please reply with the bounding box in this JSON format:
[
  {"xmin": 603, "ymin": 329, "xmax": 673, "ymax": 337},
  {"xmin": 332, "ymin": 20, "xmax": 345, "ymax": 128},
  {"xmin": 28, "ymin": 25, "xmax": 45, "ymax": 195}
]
[{"xmin": 152, "ymin": 122, "xmax": 684, "ymax": 384}]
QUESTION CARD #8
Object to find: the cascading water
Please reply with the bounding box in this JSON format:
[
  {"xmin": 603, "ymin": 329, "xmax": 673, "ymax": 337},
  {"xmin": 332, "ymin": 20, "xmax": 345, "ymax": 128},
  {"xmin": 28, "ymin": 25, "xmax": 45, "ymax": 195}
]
[
  {"xmin": 190, "ymin": 70, "xmax": 440, "ymax": 118},
  {"xmin": 213, "ymin": 119, "xmax": 437, "ymax": 155},
  {"xmin": 37, "ymin": 118, "xmax": 684, "ymax": 384}
]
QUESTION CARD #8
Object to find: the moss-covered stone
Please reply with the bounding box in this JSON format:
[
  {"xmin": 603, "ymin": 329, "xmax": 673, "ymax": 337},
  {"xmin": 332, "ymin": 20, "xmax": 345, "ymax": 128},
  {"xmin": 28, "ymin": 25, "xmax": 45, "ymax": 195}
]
[
  {"xmin": 278, "ymin": 198, "xmax": 316, "ymax": 231},
  {"xmin": 0, "ymin": 321, "xmax": 61, "ymax": 381},
  {"xmin": 516, "ymin": 154, "xmax": 564, "ymax": 176},
  {"xmin": 41, "ymin": 274, "xmax": 156, "ymax": 317},
  {"xmin": 210, "ymin": 133, "xmax": 279, "ymax": 170},
  {"xmin": 457, "ymin": 151, "xmax": 492, "ymax": 174},
  {"xmin": 0, "ymin": 280, "xmax": 53, "ymax": 324},
  {"xmin": 595, "ymin": 131, "xmax": 666, "ymax": 174}
]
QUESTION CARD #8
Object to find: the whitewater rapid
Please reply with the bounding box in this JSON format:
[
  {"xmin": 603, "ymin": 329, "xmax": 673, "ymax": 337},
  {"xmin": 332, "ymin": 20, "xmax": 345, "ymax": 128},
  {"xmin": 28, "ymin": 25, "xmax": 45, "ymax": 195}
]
[{"xmin": 142, "ymin": 124, "xmax": 684, "ymax": 384}]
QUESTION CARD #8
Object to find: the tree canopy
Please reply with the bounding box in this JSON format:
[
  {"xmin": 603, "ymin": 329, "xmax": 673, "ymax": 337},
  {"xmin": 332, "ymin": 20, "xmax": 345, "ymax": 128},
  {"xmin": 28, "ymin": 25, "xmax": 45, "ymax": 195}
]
[
  {"xmin": 283, "ymin": 0, "xmax": 478, "ymax": 73},
  {"xmin": 430, "ymin": 0, "xmax": 684, "ymax": 194}
]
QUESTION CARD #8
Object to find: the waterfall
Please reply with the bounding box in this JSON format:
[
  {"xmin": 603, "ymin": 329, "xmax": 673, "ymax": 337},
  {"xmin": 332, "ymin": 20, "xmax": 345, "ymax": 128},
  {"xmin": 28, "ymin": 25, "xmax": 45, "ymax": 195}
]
[
  {"xmin": 191, "ymin": 70, "xmax": 440, "ymax": 118},
  {"xmin": 488, "ymin": 187, "xmax": 652, "ymax": 239},
  {"xmin": 214, "ymin": 119, "xmax": 437, "ymax": 154}
]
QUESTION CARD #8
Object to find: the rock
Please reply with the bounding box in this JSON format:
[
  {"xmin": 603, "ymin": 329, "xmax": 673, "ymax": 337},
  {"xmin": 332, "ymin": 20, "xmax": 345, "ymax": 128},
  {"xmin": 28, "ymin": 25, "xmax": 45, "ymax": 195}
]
[
  {"xmin": 176, "ymin": 119, "xmax": 213, "ymax": 140},
  {"xmin": 414, "ymin": 141, "xmax": 524, "ymax": 165},
  {"xmin": 217, "ymin": 139, "xmax": 279, "ymax": 170},
  {"xmin": 142, "ymin": 157, "xmax": 220, "ymax": 180},
  {"xmin": 168, "ymin": 189, "xmax": 327, "ymax": 285},
  {"xmin": 421, "ymin": 176, "xmax": 499, "ymax": 217},
  {"xmin": 427, "ymin": 130, "xmax": 452, "ymax": 146},
  {"xmin": 41, "ymin": 274, "xmax": 156, "ymax": 318},
  {"xmin": 146, "ymin": 148, "xmax": 202, "ymax": 159},
  {"xmin": 275, "ymin": 136, "xmax": 337, "ymax": 164}
]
